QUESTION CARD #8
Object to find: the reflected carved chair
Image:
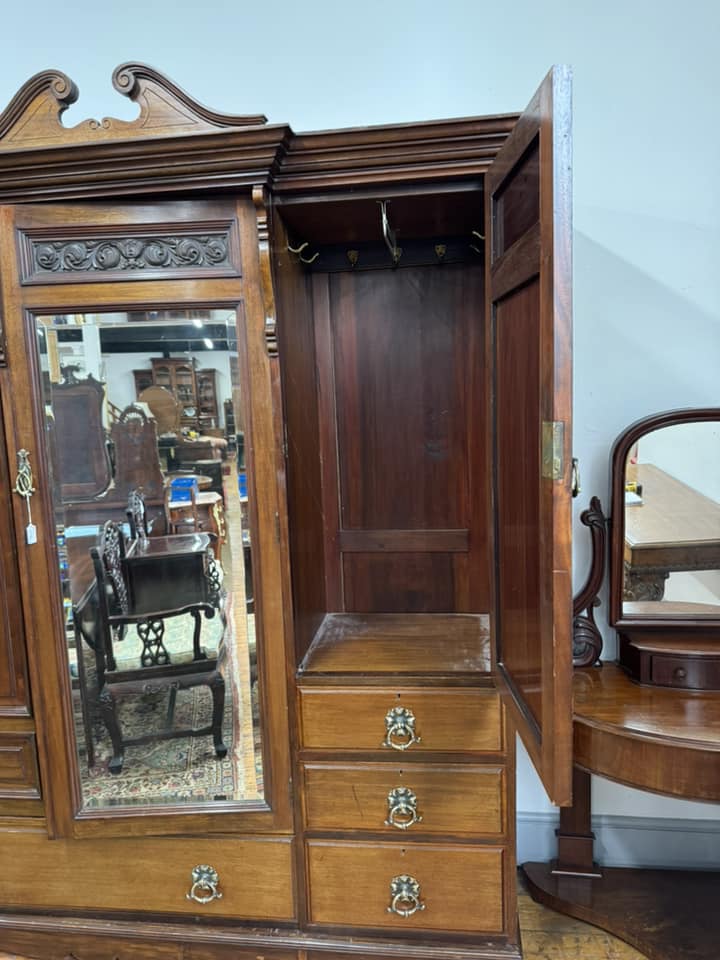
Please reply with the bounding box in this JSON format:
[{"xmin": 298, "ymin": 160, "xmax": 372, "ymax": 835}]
[{"xmin": 90, "ymin": 521, "xmax": 227, "ymax": 774}]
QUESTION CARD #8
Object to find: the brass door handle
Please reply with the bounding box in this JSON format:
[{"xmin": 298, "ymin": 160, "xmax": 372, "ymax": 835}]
[
  {"xmin": 386, "ymin": 874, "xmax": 426, "ymax": 917},
  {"xmin": 186, "ymin": 865, "xmax": 223, "ymax": 904},
  {"xmin": 384, "ymin": 786, "xmax": 423, "ymax": 830},
  {"xmin": 382, "ymin": 706, "xmax": 421, "ymax": 751}
]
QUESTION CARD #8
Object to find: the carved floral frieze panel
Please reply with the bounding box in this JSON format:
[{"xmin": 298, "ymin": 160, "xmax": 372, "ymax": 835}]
[{"xmin": 18, "ymin": 223, "xmax": 240, "ymax": 283}]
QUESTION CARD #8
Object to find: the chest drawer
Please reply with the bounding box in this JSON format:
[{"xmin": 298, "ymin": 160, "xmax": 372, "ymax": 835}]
[
  {"xmin": 298, "ymin": 687, "xmax": 503, "ymax": 754},
  {"xmin": 306, "ymin": 839, "xmax": 506, "ymax": 934},
  {"xmin": 302, "ymin": 762, "xmax": 505, "ymax": 837},
  {"xmin": 0, "ymin": 832, "xmax": 295, "ymax": 921}
]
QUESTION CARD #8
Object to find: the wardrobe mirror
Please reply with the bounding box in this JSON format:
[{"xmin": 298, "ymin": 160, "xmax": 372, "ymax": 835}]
[
  {"xmin": 611, "ymin": 410, "xmax": 720, "ymax": 623},
  {"xmin": 36, "ymin": 308, "xmax": 263, "ymax": 810}
]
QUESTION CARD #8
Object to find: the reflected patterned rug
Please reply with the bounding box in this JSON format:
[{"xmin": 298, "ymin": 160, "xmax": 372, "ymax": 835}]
[{"xmin": 73, "ymin": 595, "xmax": 262, "ymax": 808}]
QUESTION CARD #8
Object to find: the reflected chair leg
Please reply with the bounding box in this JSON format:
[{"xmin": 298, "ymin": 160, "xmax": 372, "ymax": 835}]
[
  {"xmin": 98, "ymin": 686, "xmax": 124, "ymax": 775},
  {"xmin": 210, "ymin": 672, "xmax": 227, "ymax": 759},
  {"xmin": 166, "ymin": 684, "xmax": 178, "ymax": 728}
]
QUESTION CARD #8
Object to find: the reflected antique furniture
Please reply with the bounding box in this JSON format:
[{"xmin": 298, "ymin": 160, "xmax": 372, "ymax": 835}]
[
  {"xmin": 164, "ymin": 484, "xmax": 225, "ymax": 557},
  {"xmin": 623, "ymin": 463, "xmax": 720, "ymax": 603},
  {"xmin": 134, "ymin": 358, "xmax": 218, "ymax": 430},
  {"xmin": 50, "ymin": 373, "xmax": 112, "ymax": 501},
  {"xmin": 109, "ymin": 404, "xmax": 166, "ymax": 502},
  {"xmin": 87, "ymin": 520, "xmax": 226, "ymax": 774},
  {"xmin": 523, "ymin": 408, "xmax": 720, "ymax": 960},
  {"xmin": 0, "ymin": 63, "xmax": 576, "ymax": 960},
  {"xmin": 137, "ymin": 384, "xmax": 182, "ymax": 434}
]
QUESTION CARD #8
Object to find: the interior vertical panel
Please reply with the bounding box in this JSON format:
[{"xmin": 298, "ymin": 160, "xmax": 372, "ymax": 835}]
[{"xmin": 494, "ymin": 280, "xmax": 542, "ymax": 726}]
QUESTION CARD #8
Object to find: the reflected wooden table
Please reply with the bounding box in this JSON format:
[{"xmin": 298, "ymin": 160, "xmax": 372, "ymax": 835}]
[{"xmin": 624, "ymin": 463, "xmax": 720, "ymax": 601}]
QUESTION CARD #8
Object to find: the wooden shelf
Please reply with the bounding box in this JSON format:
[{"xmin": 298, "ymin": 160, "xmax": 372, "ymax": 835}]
[{"xmin": 298, "ymin": 612, "xmax": 492, "ymax": 681}]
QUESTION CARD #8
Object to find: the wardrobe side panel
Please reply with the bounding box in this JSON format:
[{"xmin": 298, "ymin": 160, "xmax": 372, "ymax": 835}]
[{"xmin": 274, "ymin": 232, "xmax": 328, "ymax": 661}]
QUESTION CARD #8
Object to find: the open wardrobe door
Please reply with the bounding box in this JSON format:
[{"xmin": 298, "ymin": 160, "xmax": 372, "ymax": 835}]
[{"xmin": 487, "ymin": 66, "xmax": 574, "ymax": 806}]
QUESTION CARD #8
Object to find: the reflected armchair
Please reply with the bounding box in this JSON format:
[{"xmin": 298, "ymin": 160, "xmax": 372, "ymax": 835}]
[{"xmin": 89, "ymin": 520, "xmax": 227, "ymax": 774}]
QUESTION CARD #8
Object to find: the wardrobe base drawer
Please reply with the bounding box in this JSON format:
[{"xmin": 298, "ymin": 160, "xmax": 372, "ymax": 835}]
[
  {"xmin": 299, "ymin": 688, "xmax": 503, "ymax": 754},
  {"xmin": 303, "ymin": 762, "xmax": 506, "ymax": 836},
  {"xmin": 0, "ymin": 832, "xmax": 295, "ymax": 920},
  {"xmin": 306, "ymin": 840, "xmax": 506, "ymax": 934}
]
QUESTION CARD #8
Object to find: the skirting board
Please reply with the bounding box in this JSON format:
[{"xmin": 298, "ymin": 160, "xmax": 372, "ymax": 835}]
[{"xmin": 517, "ymin": 812, "xmax": 720, "ymax": 869}]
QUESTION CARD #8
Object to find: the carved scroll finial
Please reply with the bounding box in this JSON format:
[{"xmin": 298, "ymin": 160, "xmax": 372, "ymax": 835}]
[
  {"xmin": 0, "ymin": 63, "xmax": 267, "ymax": 152},
  {"xmin": 0, "ymin": 68, "xmax": 79, "ymax": 144},
  {"xmin": 253, "ymin": 185, "xmax": 278, "ymax": 358},
  {"xmin": 111, "ymin": 63, "xmax": 268, "ymax": 129}
]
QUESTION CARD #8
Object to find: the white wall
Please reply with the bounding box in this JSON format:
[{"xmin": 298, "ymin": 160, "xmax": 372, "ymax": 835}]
[{"xmin": 1, "ymin": 0, "xmax": 719, "ymax": 845}]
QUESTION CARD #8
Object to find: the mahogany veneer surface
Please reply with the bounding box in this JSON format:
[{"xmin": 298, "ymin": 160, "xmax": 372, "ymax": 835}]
[
  {"xmin": 573, "ymin": 664, "xmax": 720, "ymax": 799},
  {"xmin": 299, "ymin": 688, "xmax": 504, "ymax": 754},
  {"xmin": 523, "ymin": 861, "xmax": 720, "ymax": 960},
  {"xmin": 302, "ymin": 761, "xmax": 505, "ymax": 836},
  {"xmin": 306, "ymin": 840, "xmax": 505, "ymax": 934},
  {"xmin": 299, "ymin": 613, "xmax": 491, "ymax": 677}
]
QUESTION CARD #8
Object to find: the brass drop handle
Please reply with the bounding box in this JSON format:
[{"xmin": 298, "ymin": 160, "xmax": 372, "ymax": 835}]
[
  {"xmin": 384, "ymin": 786, "xmax": 423, "ymax": 830},
  {"xmin": 186, "ymin": 865, "xmax": 223, "ymax": 904},
  {"xmin": 386, "ymin": 874, "xmax": 426, "ymax": 917},
  {"xmin": 382, "ymin": 706, "xmax": 421, "ymax": 751}
]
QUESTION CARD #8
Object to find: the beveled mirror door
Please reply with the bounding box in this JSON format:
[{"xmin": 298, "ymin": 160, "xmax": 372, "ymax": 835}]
[
  {"xmin": 0, "ymin": 195, "xmax": 293, "ymax": 838},
  {"xmin": 37, "ymin": 308, "xmax": 264, "ymax": 812},
  {"xmin": 610, "ymin": 408, "xmax": 720, "ymax": 629}
]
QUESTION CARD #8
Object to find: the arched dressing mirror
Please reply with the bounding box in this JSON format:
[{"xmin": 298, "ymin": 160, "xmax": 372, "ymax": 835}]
[{"xmin": 609, "ymin": 408, "xmax": 720, "ymax": 689}]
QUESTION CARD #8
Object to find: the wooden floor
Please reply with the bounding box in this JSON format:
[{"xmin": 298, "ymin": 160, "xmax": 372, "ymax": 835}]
[{"xmin": 518, "ymin": 877, "xmax": 646, "ymax": 959}]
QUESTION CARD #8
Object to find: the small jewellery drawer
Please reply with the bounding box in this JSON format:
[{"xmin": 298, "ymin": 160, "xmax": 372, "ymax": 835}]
[
  {"xmin": 298, "ymin": 687, "xmax": 503, "ymax": 754},
  {"xmin": 306, "ymin": 839, "xmax": 505, "ymax": 933},
  {"xmin": 303, "ymin": 762, "xmax": 505, "ymax": 836},
  {"xmin": 0, "ymin": 832, "xmax": 295, "ymax": 921},
  {"xmin": 650, "ymin": 655, "xmax": 720, "ymax": 690}
]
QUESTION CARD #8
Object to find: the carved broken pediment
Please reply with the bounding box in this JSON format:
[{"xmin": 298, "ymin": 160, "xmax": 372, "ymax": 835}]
[{"xmin": 0, "ymin": 62, "xmax": 267, "ymax": 151}]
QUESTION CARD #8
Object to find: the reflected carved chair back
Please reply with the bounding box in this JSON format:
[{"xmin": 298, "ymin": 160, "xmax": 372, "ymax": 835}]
[
  {"xmin": 127, "ymin": 488, "xmax": 150, "ymax": 541},
  {"xmin": 110, "ymin": 405, "xmax": 165, "ymax": 501},
  {"xmin": 88, "ymin": 520, "xmax": 227, "ymax": 774}
]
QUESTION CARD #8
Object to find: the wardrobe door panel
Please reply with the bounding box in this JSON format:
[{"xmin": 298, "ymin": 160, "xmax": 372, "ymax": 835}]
[
  {"xmin": 0, "ymin": 197, "xmax": 292, "ymax": 839},
  {"xmin": 487, "ymin": 66, "xmax": 574, "ymax": 806},
  {"xmin": 0, "ymin": 418, "xmax": 30, "ymax": 716}
]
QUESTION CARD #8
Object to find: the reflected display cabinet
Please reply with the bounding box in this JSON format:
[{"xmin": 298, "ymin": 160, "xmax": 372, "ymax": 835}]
[{"xmin": 0, "ymin": 64, "xmax": 573, "ymax": 960}]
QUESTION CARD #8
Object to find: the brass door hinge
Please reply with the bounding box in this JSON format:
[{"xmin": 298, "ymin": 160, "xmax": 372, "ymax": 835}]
[{"xmin": 541, "ymin": 421, "xmax": 565, "ymax": 481}]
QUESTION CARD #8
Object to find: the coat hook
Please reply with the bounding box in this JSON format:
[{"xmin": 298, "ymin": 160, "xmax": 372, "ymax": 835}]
[
  {"xmin": 434, "ymin": 244, "xmax": 447, "ymax": 263},
  {"xmin": 378, "ymin": 201, "xmax": 402, "ymax": 265},
  {"xmin": 287, "ymin": 240, "xmax": 320, "ymax": 265},
  {"xmin": 347, "ymin": 249, "xmax": 359, "ymax": 268},
  {"xmin": 470, "ymin": 229, "xmax": 485, "ymax": 254}
]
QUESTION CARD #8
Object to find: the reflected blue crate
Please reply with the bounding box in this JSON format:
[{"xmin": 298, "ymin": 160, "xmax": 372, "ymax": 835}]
[
  {"xmin": 238, "ymin": 472, "xmax": 248, "ymax": 498},
  {"xmin": 170, "ymin": 476, "xmax": 199, "ymax": 502}
]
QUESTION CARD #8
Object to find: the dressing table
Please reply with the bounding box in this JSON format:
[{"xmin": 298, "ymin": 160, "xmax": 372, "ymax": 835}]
[{"xmin": 524, "ymin": 408, "xmax": 720, "ymax": 960}]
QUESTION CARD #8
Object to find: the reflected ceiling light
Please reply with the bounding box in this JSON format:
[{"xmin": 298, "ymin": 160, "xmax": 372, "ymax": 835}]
[
  {"xmin": 193, "ymin": 318, "xmax": 204, "ymax": 328},
  {"xmin": 203, "ymin": 337, "xmax": 214, "ymax": 349}
]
